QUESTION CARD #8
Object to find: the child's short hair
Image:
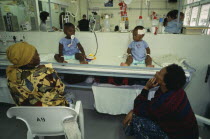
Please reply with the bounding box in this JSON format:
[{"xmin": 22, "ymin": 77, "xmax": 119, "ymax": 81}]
[
  {"xmin": 134, "ymin": 26, "xmax": 144, "ymax": 31},
  {"xmin": 64, "ymin": 23, "xmax": 75, "ymax": 28}
]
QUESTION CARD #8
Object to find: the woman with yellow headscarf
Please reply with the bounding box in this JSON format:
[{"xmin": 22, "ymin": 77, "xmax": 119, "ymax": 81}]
[{"xmin": 6, "ymin": 42, "xmax": 68, "ymax": 106}]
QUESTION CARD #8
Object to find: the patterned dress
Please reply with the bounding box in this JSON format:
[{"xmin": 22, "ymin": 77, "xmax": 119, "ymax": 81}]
[{"xmin": 7, "ymin": 66, "xmax": 68, "ymax": 106}]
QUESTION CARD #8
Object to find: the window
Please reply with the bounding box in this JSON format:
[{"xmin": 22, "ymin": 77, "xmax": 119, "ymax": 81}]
[
  {"xmin": 184, "ymin": 6, "xmax": 191, "ymax": 26},
  {"xmin": 187, "ymin": 0, "xmax": 194, "ymax": 4},
  {"xmin": 183, "ymin": 0, "xmax": 210, "ymax": 34},
  {"xmin": 207, "ymin": 24, "xmax": 210, "ymax": 35},
  {"xmin": 198, "ymin": 4, "xmax": 210, "ymax": 26},
  {"xmin": 190, "ymin": 6, "xmax": 199, "ymax": 26}
]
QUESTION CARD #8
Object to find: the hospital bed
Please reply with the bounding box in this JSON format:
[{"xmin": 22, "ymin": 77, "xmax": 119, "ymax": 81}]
[
  {"xmin": 0, "ymin": 53, "xmax": 194, "ymax": 86},
  {"xmin": 0, "ymin": 53, "xmax": 196, "ymax": 115}
]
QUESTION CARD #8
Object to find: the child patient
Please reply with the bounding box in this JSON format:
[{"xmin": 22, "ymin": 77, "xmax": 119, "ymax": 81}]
[
  {"xmin": 121, "ymin": 26, "xmax": 154, "ymax": 67},
  {"xmin": 54, "ymin": 23, "xmax": 88, "ymax": 64}
]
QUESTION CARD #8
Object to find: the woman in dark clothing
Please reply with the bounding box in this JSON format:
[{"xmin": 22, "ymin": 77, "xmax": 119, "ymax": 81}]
[{"xmin": 123, "ymin": 64, "xmax": 198, "ymax": 139}]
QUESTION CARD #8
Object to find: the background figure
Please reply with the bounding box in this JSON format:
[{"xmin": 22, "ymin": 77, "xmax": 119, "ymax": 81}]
[
  {"xmin": 78, "ymin": 14, "xmax": 89, "ymax": 31},
  {"xmin": 40, "ymin": 11, "xmax": 49, "ymax": 32},
  {"xmin": 164, "ymin": 10, "xmax": 184, "ymax": 34}
]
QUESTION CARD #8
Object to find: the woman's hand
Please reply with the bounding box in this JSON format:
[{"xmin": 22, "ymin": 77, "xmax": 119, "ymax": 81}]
[
  {"xmin": 145, "ymin": 78, "xmax": 159, "ymax": 90},
  {"xmin": 123, "ymin": 110, "xmax": 133, "ymax": 126}
]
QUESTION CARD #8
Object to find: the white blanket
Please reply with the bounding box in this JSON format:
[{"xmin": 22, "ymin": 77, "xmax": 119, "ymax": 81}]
[
  {"xmin": 153, "ymin": 54, "xmax": 187, "ymax": 68},
  {"xmin": 92, "ymin": 84, "xmax": 156, "ymax": 115}
]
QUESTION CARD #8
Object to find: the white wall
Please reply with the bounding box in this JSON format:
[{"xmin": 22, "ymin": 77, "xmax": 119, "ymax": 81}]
[
  {"xmin": 0, "ymin": 32, "xmax": 210, "ymax": 117},
  {"xmin": 78, "ymin": 0, "xmax": 178, "ymax": 30}
]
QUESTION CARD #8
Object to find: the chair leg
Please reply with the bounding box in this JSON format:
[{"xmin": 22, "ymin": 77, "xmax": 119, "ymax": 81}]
[
  {"xmin": 27, "ymin": 130, "xmax": 34, "ymax": 139},
  {"xmin": 79, "ymin": 102, "xmax": 84, "ymax": 139}
]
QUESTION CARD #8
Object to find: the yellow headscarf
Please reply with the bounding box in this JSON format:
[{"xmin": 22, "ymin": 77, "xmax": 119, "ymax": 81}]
[{"xmin": 6, "ymin": 42, "xmax": 36, "ymax": 81}]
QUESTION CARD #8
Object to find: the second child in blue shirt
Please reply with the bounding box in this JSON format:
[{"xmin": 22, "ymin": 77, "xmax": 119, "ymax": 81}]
[
  {"xmin": 121, "ymin": 26, "xmax": 154, "ymax": 67},
  {"xmin": 54, "ymin": 23, "xmax": 88, "ymax": 64}
]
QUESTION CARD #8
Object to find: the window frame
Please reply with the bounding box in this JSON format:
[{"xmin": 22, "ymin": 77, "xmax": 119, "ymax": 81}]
[{"xmin": 183, "ymin": 0, "xmax": 210, "ymax": 34}]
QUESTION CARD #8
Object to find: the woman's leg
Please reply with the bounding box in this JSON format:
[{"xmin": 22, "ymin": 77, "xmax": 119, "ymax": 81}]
[{"xmin": 130, "ymin": 115, "xmax": 168, "ymax": 139}]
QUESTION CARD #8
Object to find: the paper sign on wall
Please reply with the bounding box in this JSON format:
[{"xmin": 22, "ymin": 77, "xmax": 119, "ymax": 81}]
[{"xmin": 3, "ymin": 6, "xmax": 10, "ymax": 12}]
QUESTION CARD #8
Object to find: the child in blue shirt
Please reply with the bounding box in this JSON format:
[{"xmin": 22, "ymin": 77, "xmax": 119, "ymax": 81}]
[
  {"xmin": 54, "ymin": 23, "xmax": 88, "ymax": 64},
  {"xmin": 121, "ymin": 26, "xmax": 154, "ymax": 67}
]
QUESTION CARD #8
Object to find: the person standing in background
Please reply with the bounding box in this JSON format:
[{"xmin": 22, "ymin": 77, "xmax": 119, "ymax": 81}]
[
  {"xmin": 40, "ymin": 11, "xmax": 49, "ymax": 32},
  {"xmin": 78, "ymin": 14, "xmax": 90, "ymax": 31}
]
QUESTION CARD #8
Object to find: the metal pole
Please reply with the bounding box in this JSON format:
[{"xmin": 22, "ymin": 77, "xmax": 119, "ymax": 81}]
[
  {"xmin": 177, "ymin": 0, "xmax": 181, "ymax": 24},
  {"xmin": 35, "ymin": 0, "xmax": 40, "ymax": 31},
  {"xmin": 87, "ymin": 0, "xmax": 89, "ymax": 20},
  {"xmin": 48, "ymin": 0, "xmax": 53, "ymax": 31},
  {"xmin": 140, "ymin": 0, "xmax": 143, "ymax": 16}
]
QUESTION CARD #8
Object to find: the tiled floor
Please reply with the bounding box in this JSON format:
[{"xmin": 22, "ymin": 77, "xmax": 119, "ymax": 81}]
[{"xmin": 0, "ymin": 103, "xmax": 210, "ymax": 139}]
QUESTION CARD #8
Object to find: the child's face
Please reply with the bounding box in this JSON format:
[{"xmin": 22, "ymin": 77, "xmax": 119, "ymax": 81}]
[
  {"xmin": 133, "ymin": 29, "xmax": 144, "ymax": 41},
  {"xmin": 154, "ymin": 68, "xmax": 167, "ymax": 86},
  {"xmin": 64, "ymin": 26, "xmax": 75, "ymax": 38}
]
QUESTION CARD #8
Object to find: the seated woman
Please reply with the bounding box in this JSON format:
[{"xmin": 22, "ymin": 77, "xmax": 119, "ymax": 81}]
[
  {"xmin": 164, "ymin": 10, "xmax": 184, "ymax": 34},
  {"xmin": 6, "ymin": 42, "xmax": 68, "ymax": 106},
  {"xmin": 123, "ymin": 64, "xmax": 198, "ymax": 139}
]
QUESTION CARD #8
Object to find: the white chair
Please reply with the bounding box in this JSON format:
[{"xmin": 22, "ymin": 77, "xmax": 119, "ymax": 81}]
[
  {"xmin": 195, "ymin": 114, "xmax": 210, "ymax": 139},
  {"xmin": 7, "ymin": 101, "xmax": 84, "ymax": 139}
]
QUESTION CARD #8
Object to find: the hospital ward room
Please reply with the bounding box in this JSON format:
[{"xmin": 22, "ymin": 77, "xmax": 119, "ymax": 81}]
[{"xmin": 1, "ymin": 0, "xmax": 210, "ymax": 139}]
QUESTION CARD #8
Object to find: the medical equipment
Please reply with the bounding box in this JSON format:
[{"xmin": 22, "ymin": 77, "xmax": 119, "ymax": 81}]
[
  {"xmin": 103, "ymin": 15, "xmax": 110, "ymax": 32},
  {"xmin": 3, "ymin": 13, "xmax": 19, "ymax": 32},
  {"xmin": 124, "ymin": 0, "xmax": 132, "ymax": 5},
  {"xmin": 21, "ymin": 22, "xmax": 32, "ymax": 31},
  {"xmin": 138, "ymin": 29, "xmax": 146, "ymax": 35},
  {"xmin": 151, "ymin": 16, "xmax": 159, "ymax": 35},
  {"xmin": 85, "ymin": 53, "xmax": 96, "ymax": 62},
  {"xmin": 68, "ymin": 35, "xmax": 75, "ymax": 47},
  {"xmin": 136, "ymin": 16, "xmax": 144, "ymax": 26},
  {"xmin": 0, "ymin": 8, "xmax": 6, "ymax": 31},
  {"xmin": 119, "ymin": 1, "xmax": 129, "ymax": 32},
  {"xmin": 89, "ymin": 13, "xmax": 101, "ymax": 32},
  {"xmin": 60, "ymin": 0, "xmax": 79, "ymax": 29},
  {"xmin": 146, "ymin": 0, "xmax": 151, "ymax": 17}
]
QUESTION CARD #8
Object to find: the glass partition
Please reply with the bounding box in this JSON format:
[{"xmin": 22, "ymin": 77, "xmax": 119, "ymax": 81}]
[
  {"xmin": 198, "ymin": 4, "xmax": 210, "ymax": 26},
  {"xmin": 0, "ymin": 0, "xmax": 39, "ymax": 31},
  {"xmin": 190, "ymin": 6, "xmax": 199, "ymax": 26},
  {"xmin": 0, "ymin": 0, "xmax": 71, "ymax": 32}
]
